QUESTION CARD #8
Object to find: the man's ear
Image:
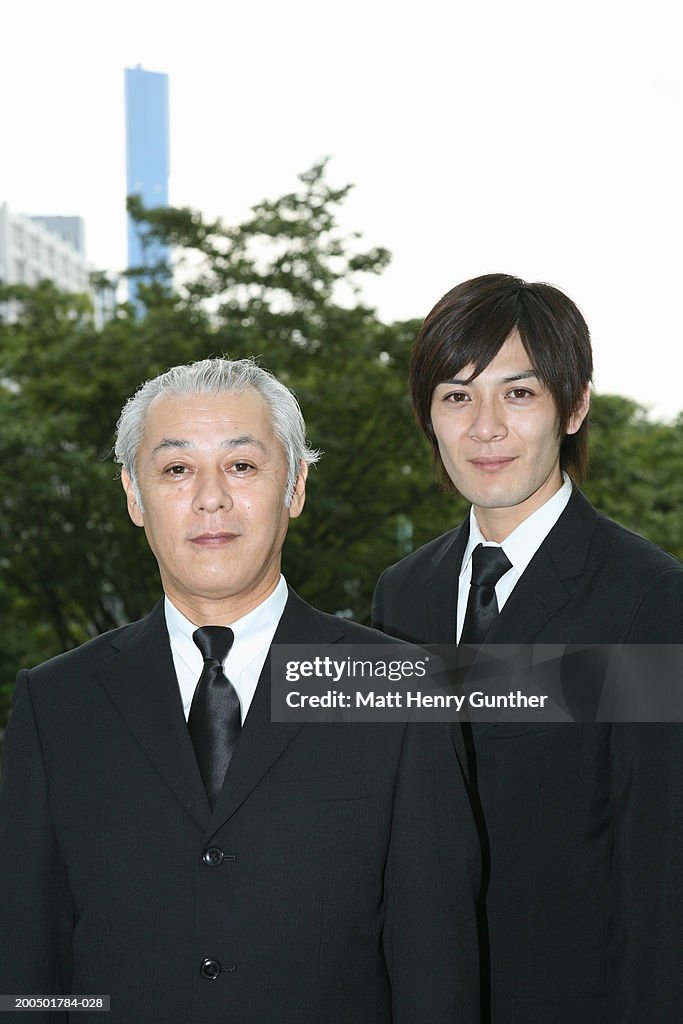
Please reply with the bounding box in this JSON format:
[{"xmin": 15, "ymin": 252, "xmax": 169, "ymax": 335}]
[
  {"xmin": 288, "ymin": 460, "xmax": 308, "ymax": 520},
  {"xmin": 566, "ymin": 385, "xmax": 591, "ymax": 436},
  {"xmin": 121, "ymin": 468, "xmax": 144, "ymax": 528}
]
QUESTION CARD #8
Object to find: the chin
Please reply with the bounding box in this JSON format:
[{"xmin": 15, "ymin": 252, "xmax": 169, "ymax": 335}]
[
  {"xmin": 182, "ymin": 572, "xmax": 240, "ymax": 598},
  {"xmin": 462, "ymin": 483, "xmax": 522, "ymax": 508}
]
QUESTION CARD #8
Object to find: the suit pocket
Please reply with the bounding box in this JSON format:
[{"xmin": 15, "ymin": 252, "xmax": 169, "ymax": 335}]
[
  {"xmin": 266, "ymin": 772, "xmax": 383, "ymax": 901},
  {"xmin": 268, "ymin": 771, "xmax": 371, "ymax": 808},
  {"xmin": 267, "ymin": 772, "xmax": 375, "ymax": 850}
]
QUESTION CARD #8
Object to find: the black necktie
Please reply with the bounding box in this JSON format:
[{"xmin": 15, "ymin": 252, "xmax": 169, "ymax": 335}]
[
  {"xmin": 459, "ymin": 544, "xmax": 512, "ymax": 645},
  {"xmin": 188, "ymin": 626, "xmax": 241, "ymax": 808}
]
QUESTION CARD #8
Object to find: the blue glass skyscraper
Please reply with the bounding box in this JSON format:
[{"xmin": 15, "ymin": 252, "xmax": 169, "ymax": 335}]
[{"xmin": 125, "ymin": 66, "xmax": 170, "ymax": 304}]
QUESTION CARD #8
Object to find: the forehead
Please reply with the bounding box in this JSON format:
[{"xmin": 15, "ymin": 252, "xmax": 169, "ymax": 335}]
[
  {"xmin": 460, "ymin": 330, "xmax": 532, "ymax": 378},
  {"xmin": 141, "ymin": 388, "xmax": 277, "ymax": 447}
]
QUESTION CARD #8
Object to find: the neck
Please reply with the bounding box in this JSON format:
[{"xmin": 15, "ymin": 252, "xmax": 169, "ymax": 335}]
[
  {"xmin": 474, "ymin": 508, "xmax": 524, "ymax": 543},
  {"xmin": 474, "ymin": 469, "xmax": 565, "ymax": 543},
  {"xmin": 165, "ymin": 575, "xmax": 282, "ymax": 626}
]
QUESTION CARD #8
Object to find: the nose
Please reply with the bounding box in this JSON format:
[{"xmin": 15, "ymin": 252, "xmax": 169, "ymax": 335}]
[
  {"xmin": 469, "ymin": 397, "xmax": 507, "ymax": 443},
  {"xmin": 192, "ymin": 468, "xmax": 234, "ymax": 514}
]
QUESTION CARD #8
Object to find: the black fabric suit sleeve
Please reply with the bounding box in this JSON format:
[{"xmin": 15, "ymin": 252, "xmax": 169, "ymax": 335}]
[
  {"xmin": 609, "ymin": 567, "xmax": 683, "ymax": 1023},
  {"xmin": 0, "ymin": 672, "xmax": 74, "ymax": 1023},
  {"xmin": 382, "ymin": 721, "xmax": 480, "ymax": 1023}
]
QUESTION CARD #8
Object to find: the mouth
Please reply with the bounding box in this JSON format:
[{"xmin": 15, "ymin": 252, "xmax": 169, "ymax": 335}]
[
  {"xmin": 468, "ymin": 457, "xmax": 517, "ymax": 473},
  {"xmin": 190, "ymin": 532, "xmax": 239, "ymax": 546}
]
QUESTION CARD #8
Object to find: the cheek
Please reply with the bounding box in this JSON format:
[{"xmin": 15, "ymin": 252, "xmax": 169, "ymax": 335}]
[
  {"xmin": 525, "ymin": 429, "xmax": 563, "ymax": 469},
  {"xmin": 436, "ymin": 425, "xmax": 466, "ymax": 463},
  {"xmin": 437, "ymin": 435, "xmax": 456, "ymax": 461},
  {"xmin": 515, "ymin": 409, "xmax": 559, "ymax": 444},
  {"xmin": 142, "ymin": 517, "xmax": 167, "ymax": 552},
  {"xmin": 432, "ymin": 410, "xmax": 461, "ymax": 447},
  {"xmin": 141, "ymin": 505, "xmax": 182, "ymax": 546},
  {"xmin": 238, "ymin": 494, "xmax": 286, "ymax": 535}
]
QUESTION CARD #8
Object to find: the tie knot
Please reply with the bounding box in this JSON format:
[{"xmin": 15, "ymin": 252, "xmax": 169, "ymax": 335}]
[
  {"xmin": 193, "ymin": 626, "xmax": 235, "ymax": 665},
  {"xmin": 470, "ymin": 544, "xmax": 512, "ymax": 589}
]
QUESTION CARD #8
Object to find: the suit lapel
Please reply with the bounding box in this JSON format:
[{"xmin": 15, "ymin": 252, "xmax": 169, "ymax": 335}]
[
  {"xmin": 484, "ymin": 545, "xmax": 571, "ymax": 643},
  {"xmin": 423, "ymin": 490, "xmax": 598, "ymax": 666},
  {"xmin": 97, "ymin": 600, "xmax": 211, "ymax": 830},
  {"xmin": 208, "ymin": 589, "xmax": 345, "ymax": 834},
  {"xmin": 486, "ymin": 488, "xmax": 599, "ymax": 643}
]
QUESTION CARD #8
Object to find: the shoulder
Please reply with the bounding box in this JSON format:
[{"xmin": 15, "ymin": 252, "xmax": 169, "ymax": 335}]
[
  {"xmin": 283, "ymin": 588, "xmax": 406, "ymax": 647},
  {"xmin": 376, "ymin": 525, "xmax": 465, "ymax": 591},
  {"xmin": 551, "ymin": 488, "xmax": 682, "ymax": 580},
  {"xmin": 333, "ymin": 615, "xmax": 407, "ymax": 647},
  {"xmin": 561, "ymin": 493, "xmax": 683, "ymax": 639},
  {"xmin": 24, "ymin": 605, "xmax": 162, "ymax": 686},
  {"xmin": 590, "ymin": 505, "xmax": 683, "ymax": 578},
  {"xmin": 592, "ymin": 511, "xmax": 683, "ymax": 632}
]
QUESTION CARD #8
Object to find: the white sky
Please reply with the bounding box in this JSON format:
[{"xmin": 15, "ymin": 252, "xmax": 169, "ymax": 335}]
[{"xmin": 3, "ymin": 0, "xmax": 682, "ymax": 420}]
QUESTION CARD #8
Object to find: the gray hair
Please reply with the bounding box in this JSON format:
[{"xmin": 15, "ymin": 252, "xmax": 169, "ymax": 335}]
[{"xmin": 114, "ymin": 357, "xmax": 321, "ymax": 508}]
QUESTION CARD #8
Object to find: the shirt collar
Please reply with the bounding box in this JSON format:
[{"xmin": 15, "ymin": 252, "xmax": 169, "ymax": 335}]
[
  {"xmin": 461, "ymin": 472, "xmax": 573, "ymax": 579},
  {"xmin": 164, "ymin": 575, "xmax": 289, "ymax": 675}
]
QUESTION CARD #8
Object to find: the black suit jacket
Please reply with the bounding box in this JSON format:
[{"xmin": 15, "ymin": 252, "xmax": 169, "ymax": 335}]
[
  {"xmin": 373, "ymin": 489, "xmax": 683, "ymax": 1024},
  {"xmin": 0, "ymin": 589, "xmax": 480, "ymax": 1024}
]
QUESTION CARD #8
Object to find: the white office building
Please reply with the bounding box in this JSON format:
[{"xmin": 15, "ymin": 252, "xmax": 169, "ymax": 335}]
[{"xmin": 0, "ymin": 203, "xmax": 90, "ymax": 294}]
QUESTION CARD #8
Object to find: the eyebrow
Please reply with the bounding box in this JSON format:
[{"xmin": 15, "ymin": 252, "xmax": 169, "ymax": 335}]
[
  {"xmin": 151, "ymin": 435, "xmax": 268, "ymax": 456},
  {"xmin": 445, "ymin": 370, "xmax": 539, "ymax": 385}
]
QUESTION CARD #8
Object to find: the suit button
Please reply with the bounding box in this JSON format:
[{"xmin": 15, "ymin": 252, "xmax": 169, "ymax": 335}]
[
  {"xmin": 200, "ymin": 958, "xmax": 221, "ymax": 980},
  {"xmin": 202, "ymin": 847, "xmax": 224, "ymax": 866}
]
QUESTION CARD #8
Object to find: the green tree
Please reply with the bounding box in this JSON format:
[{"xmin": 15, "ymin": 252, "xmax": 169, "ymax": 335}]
[
  {"xmin": 2, "ymin": 164, "xmax": 681, "ymax": 734},
  {"xmin": 123, "ymin": 160, "xmax": 461, "ymax": 611},
  {"xmin": 585, "ymin": 394, "xmax": 683, "ymax": 560},
  {"xmin": 0, "ymin": 164, "xmax": 454, "ymax": 728}
]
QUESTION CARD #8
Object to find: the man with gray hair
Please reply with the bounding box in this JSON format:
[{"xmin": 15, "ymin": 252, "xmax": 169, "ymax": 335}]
[{"xmin": 0, "ymin": 357, "xmax": 479, "ymax": 1024}]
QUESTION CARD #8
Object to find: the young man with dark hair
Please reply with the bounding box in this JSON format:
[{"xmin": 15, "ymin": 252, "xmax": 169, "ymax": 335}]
[{"xmin": 373, "ymin": 274, "xmax": 683, "ymax": 1023}]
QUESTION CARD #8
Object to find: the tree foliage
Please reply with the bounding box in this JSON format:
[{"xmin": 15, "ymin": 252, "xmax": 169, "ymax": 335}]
[
  {"xmin": 0, "ymin": 164, "xmax": 455, "ymax": 727},
  {"xmin": 1, "ymin": 161, "xmax": 681, "ymax": 730},
  {"xmin": 584, "ymin": 394, "xmax": 683, "ymax": 556}
]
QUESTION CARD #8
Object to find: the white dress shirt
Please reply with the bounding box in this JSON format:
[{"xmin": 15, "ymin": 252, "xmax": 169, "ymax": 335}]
[
  {"xmin": 165, "ymin": 574, "xmax": 289, "ymax": 723},
  {"xmin": 456, "ymin": 474, "xmax": 573, "ymax": 642}
]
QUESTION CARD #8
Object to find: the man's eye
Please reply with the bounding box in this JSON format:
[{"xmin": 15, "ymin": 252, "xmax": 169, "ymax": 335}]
[
  {"xmin": 445, "ymin": 391, "xmax": 470, "ymax": 403},
  {"xmin": 507, "ymin": 388, "xmax": 533, "ymax": 400},
  {"xmin": 232, "ymin": 462, "xmax": 253, "ymax": 473},
  {"xmin": 165, "ymin": 465, "xmax": 188, "ymax": 476}
]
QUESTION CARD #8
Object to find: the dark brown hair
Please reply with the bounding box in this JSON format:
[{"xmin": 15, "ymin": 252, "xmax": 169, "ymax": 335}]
[{"xmin": 409, "ymin": 273, "xmax": 593, "ymax": 489}]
